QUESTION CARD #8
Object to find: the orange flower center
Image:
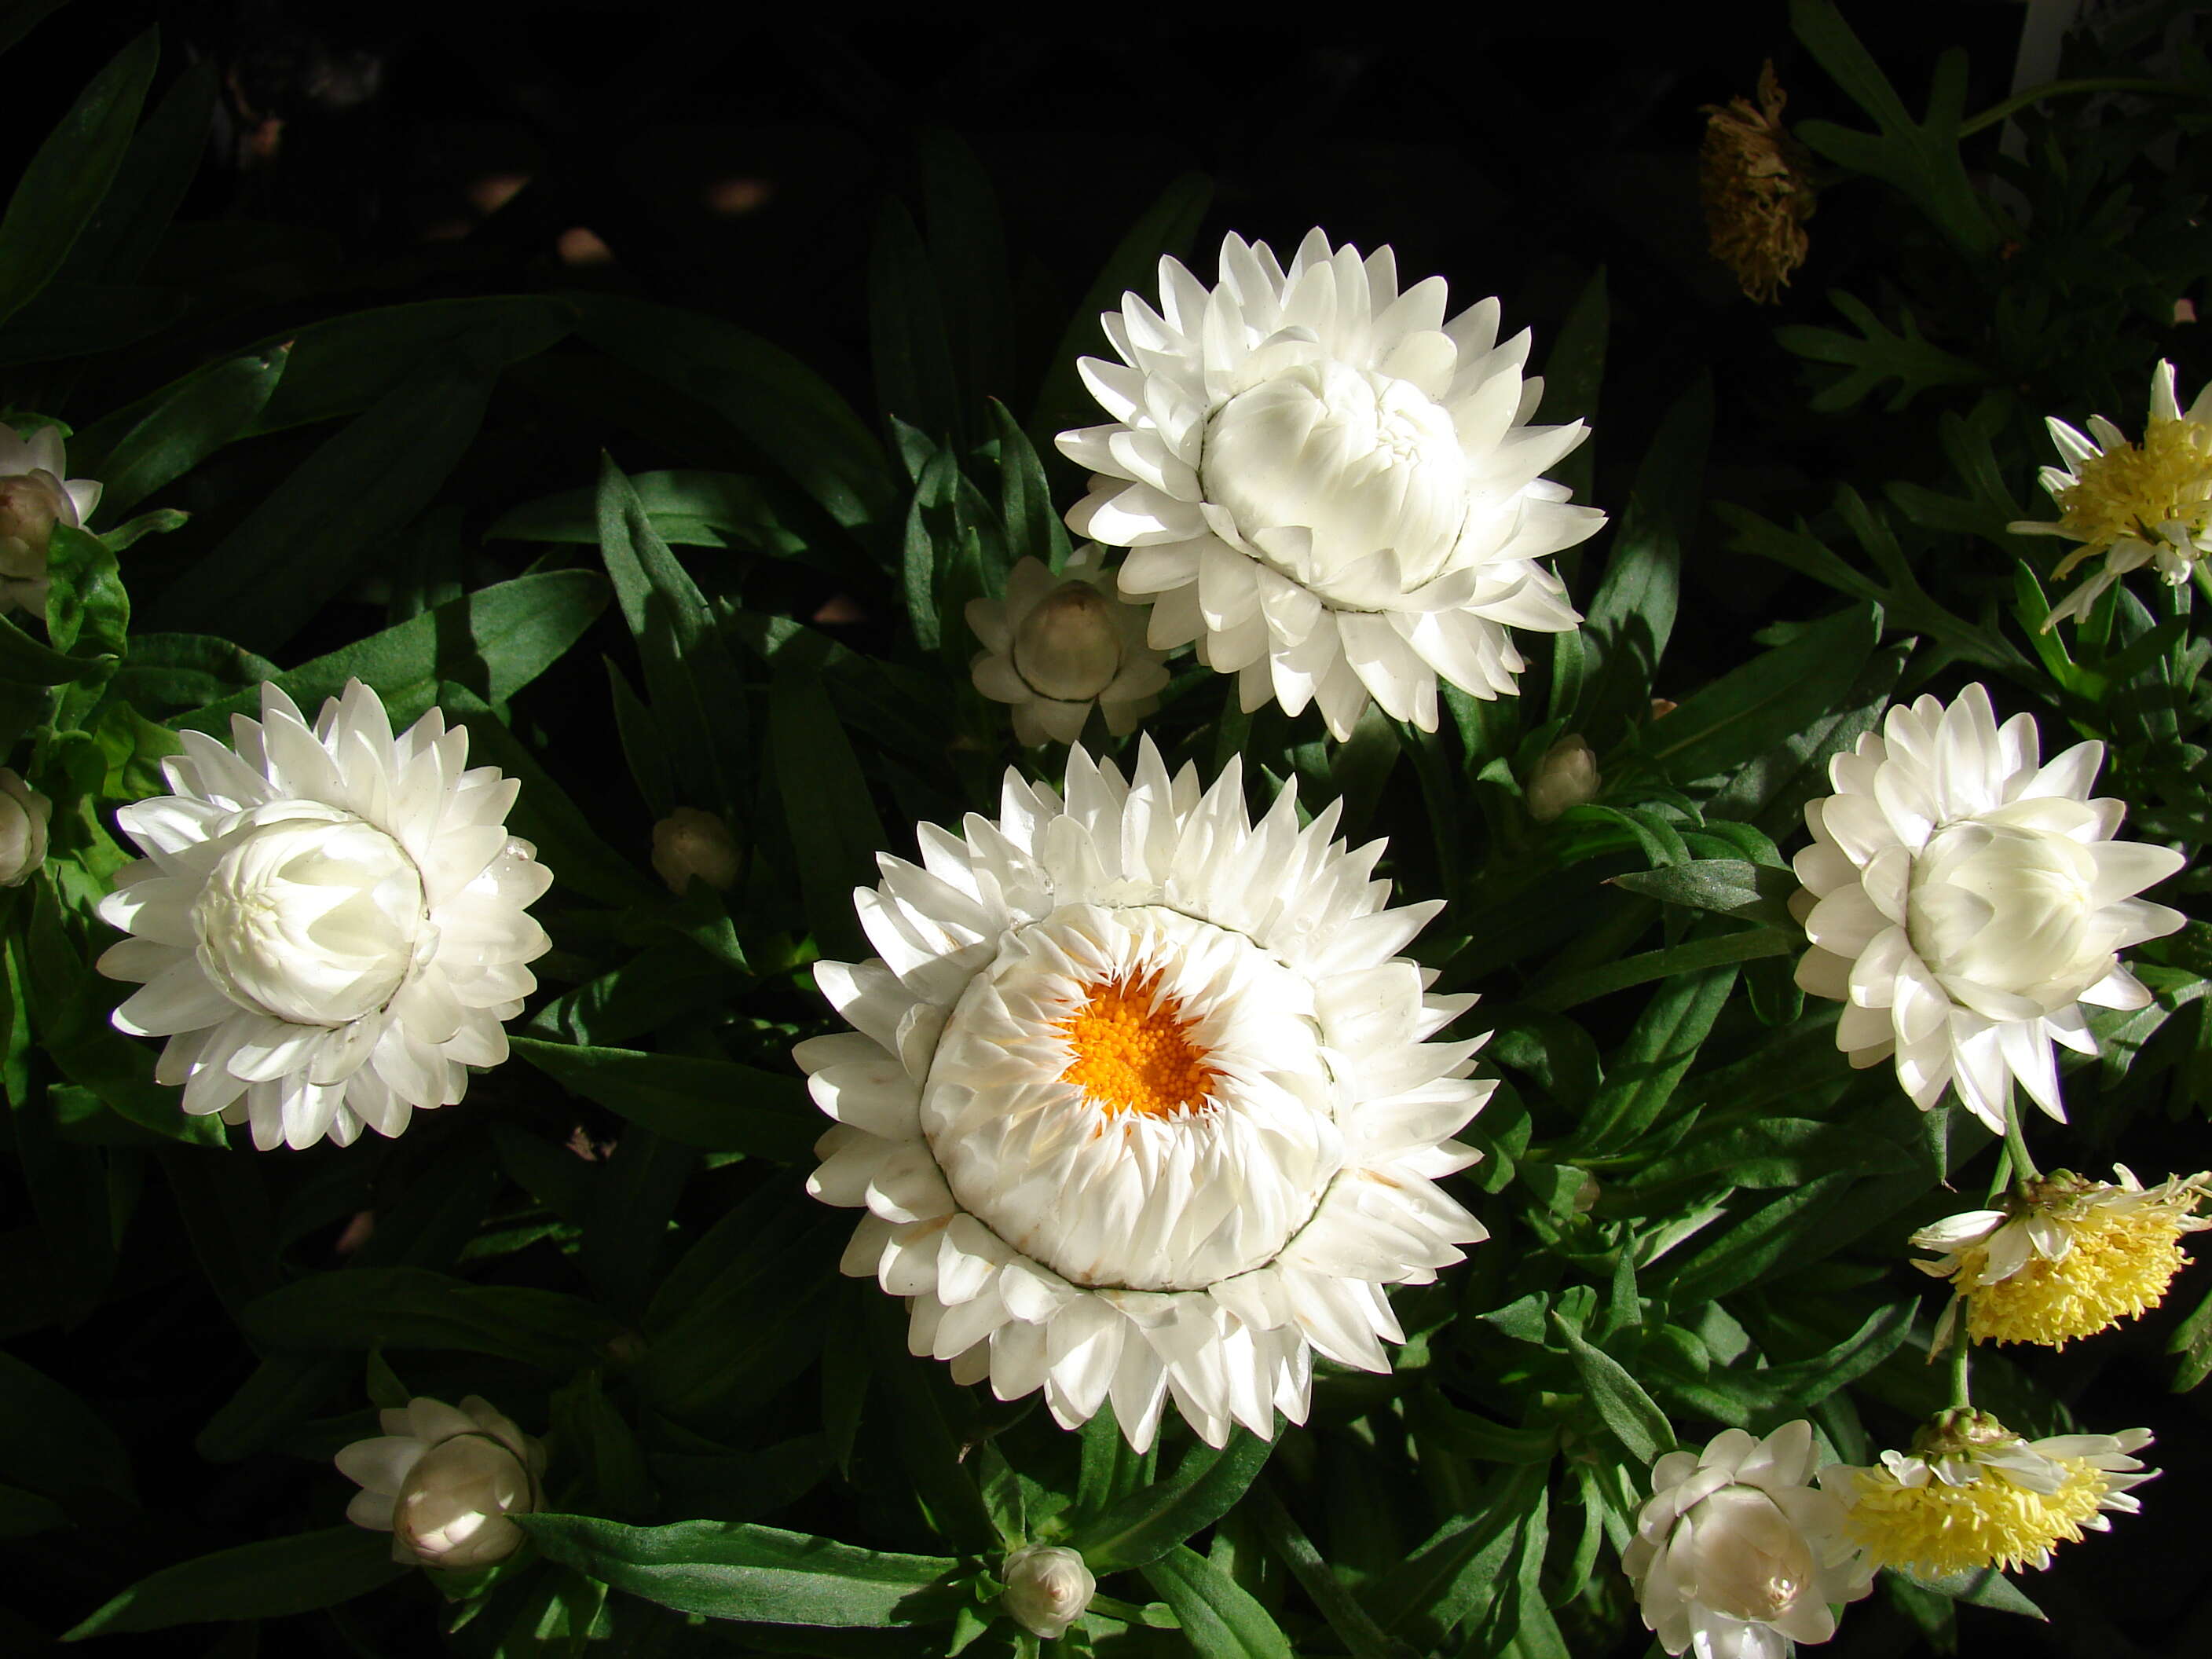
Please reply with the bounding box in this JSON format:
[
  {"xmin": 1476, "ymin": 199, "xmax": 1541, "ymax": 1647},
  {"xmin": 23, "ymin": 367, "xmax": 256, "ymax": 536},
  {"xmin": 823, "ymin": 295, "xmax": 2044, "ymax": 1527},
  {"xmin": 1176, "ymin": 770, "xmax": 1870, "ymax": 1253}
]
[{"xmin": 1057, "ymin": 969, "xmax": 1217, "ymax": 1118}]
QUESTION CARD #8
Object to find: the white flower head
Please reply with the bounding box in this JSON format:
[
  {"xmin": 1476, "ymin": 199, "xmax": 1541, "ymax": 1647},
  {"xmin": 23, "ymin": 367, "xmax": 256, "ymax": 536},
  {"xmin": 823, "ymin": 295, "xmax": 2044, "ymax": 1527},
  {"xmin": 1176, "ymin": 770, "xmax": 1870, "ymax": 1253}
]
[
  {"xmin": 1820, "ymin": 1411, "xmax": 2154, "ymax": 1577},
  {"xmin": 796, "ymin": 739, "xmax": 1490, "ymax": 1451},
  {"xmin": 1792, "ymin": 683, "xmax": 2185, "ymax": 1133},
  {"xmin": 2010, "ymin": 361, "xmax": 2212, "ymax": 628},
  {"xmin": 0, "ymin": 767, "xmax": 51, "ymax": 887},
  {"xmin": 965, "ymin": 547, "xmax": 1170, "ymax": 745},
  {"xmin": 1059, "ymin": 229, "xmax": 1603, "ymax": 740},
  {"xmin": 1000, "ymin": 1544, "xmax": 1095, "ymax": 1640},
  {"xmin": 1623, "ymin": 1421, "xmax": 1871, "ymax": 1659},
  {"xmin": 336, "ymin": 1394, "xmax": 546, "ymax": 1569},
  {"xmin": 0, "ymin": 424, "xmax": 101, "ymax": 617},
  {"xmin": 96, "ymin": 679, "xmax": 553, "ymax": 1151}
]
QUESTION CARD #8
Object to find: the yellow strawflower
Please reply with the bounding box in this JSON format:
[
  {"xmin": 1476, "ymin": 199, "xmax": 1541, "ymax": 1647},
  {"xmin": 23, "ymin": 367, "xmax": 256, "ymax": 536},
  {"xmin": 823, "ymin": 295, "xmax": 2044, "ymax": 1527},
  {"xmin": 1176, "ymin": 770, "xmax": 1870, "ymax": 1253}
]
[
  {"xmin": 1912, "ymin": 1167, "xmax": 2209, "ymax": 1350},
  {"xmin": 1819, "ymin": 1410, "xmax": 2155, "ymax": 1577}
]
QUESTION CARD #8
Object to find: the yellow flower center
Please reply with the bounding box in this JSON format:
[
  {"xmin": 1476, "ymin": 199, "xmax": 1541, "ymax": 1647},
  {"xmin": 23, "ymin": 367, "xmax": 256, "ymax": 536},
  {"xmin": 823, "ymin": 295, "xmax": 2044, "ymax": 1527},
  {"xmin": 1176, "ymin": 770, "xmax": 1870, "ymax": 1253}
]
[
  {"xmin": 2053, "ymin": 416, "xmax": 2212, "ymax": 573},
  {"xmin": 1846, "ymin": 1459, "xmax": 2107, "ymax": 1576},
  {"xmin": 1057, "ymin": 969, "xmax": 1217, "ymax": 1119},
  {"xmin": 1961, "ymin": 1207, "xmax": 2192, "ymax": 1349}
]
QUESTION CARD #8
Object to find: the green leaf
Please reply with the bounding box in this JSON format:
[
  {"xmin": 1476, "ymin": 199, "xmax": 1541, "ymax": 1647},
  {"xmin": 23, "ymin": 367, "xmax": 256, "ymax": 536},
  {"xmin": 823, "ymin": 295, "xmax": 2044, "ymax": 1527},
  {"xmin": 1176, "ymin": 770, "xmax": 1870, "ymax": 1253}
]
[
  {"xmin": 510, "ymin": 1036, "xmax": 817, "ymax": 1160},
  {"xmin": 0, "ymin": 27, "xmax": 157, "ymax": 328},
  {"xmin": 1140, "ymin": 1545, "xmax": 1293, "ymax": 1659},
  {"xmin": 870, "ymin": 200, "xmax": 964, "ymax": 447},
  {"xmin": 173, "ymin": 570, "xmax": 609, "ymax": 735},
  {"xmin": 572, "ymin": 292, "xmax": 894, "ymax": 534},
  {"xmin": 1247, "ymin": 1484, "xmax": 1400, "ymax": 1659},
  {"xmin": 1610, "ymin": 859, "xmax": 1798, "ymax": 927},
  {"xmin": 991, "ymin": 401, "xmax": 1072, "ymax": 572},
  {"xmin": 516, "ymin": 1515, "xmax": 957, "ymax": 1628},
  {"xmin": 148, "ymin": 356, "xmax": 494, "ymax": 651},
  {"xmin": 0, "ymin": 280, "xmax": 186, "ymax": 366},
  {"xmin": 44, "ymin": 522, "xmax": 127, "ymax": 658},
  {"xmin": 1368, "ymin": 1465, "xmax": 1551, "ymax": 1650},
  {"xmin": 1628, "ymin": 602, "xmax": 1879, "ymax": 788},
  {"xmin": 1633, "ymin": 1117, "xmax": 1914, "ymax": 1190},
  {"xmin": 0, "ymin": 0, "xmax": 72, "ymax": 57},
  {"xmin": 64, "ymin": 1526, "xmax": 405, "ymax": 1638},
  {"xmin": 90, "ymin": 345, "xmax": 289, "ymax": 519},
  {"xmin": 772, "ymin": 652, "xmax": 887, "ymax": 964},
  {"xmin": 1660, "ymin": 1174, "xmax": 1859, "ymax": 1305},
  {"xmin": 1569, "ymin": 964, "xmax": 1738, "ymax": 1154},
  {"xmin": 1533, "ymin": 266, "xmax": 1607, "ymax": 509},
  {"xmin": 57, "ymin": 54, "xmax": 216, "ymax": 284},
  {"xmin": 1655, "ymin": 1303, "xmax": 1917, "ymax": 1423},
  {"xmin": 0, "ymin": 608, "xmax": 114, "ymax": 683},
  {"xmin": 0, "ymin": 1350, "xmax": 134, "ymax": 1505},
  {"xmin": 1069, "ymin": 1430, "xmax": 1272, "ymax": 1573},
  {"xmin": 486, "ymin": 470, "xmax": 806, "ymax": 556},
  {"xmin": 598, "ymin": 454, "xmax": 746, "ymax": 807},
  {"xmin": 1531, "ymin": 931, "xmax": 1784, "ymax": 1015},
  {"xmin": 1574, "ymin": 375, "xmax": 1708, "ymax": 744},
  {"xmin": 1030, "ymin": 174, "xmax": 1212, "ymax": 464},
  {"xmin": 921, "ymin": 128, "xmax": 1016, "ymax": 415},
  {"xmin": 240, "ymin": 1267, "xmax": 619, "ymax": 1368},
  {"xmin": 1776, "ymin": 293, "xmax": 1988, "ymax": 414},
  {"xmin": 1552, "ymin": 1313, "xmax": 1675, "ymax": 1464},
  {"xmin": 1895, "ymin": 1565, "xmax": 2046, "ymax": 1622}
]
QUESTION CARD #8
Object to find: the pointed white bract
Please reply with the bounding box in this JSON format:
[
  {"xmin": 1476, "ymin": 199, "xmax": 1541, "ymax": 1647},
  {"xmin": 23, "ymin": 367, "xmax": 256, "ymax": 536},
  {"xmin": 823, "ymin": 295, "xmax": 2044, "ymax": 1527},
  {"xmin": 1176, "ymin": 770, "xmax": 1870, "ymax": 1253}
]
[
  {"xmin": 965, "ymin": 546, "xmax": 1170, "ymax": 745},
  {"xmin": 1058, "ymin": 230, "xmax": 1603, "ymax": 740},
  {"xmin": 796, "ymin": 739, "xmax": 1491, "ymax": 1450},
  {"xmin": 2009, "ymin": 360, "xmax": 2212, "ymax": 628},
  {"xmin": 96, "ymin": 679, "xmax": 553, "ymax": 1150},
  {"xmin": 1791, "ymin": 684, "xmax": 2185, "ymax": 1133},
  {"xmin": 0, "ymin": 424, "xmax": 102, "ymax": 617},
  {"xmin": 336, "ymin": 1394, "xmax": 545, "ymax": 1569},
  {"xmin": 1624, "ymin": 1422, "xmax": 1871, "ymax": 1659}
]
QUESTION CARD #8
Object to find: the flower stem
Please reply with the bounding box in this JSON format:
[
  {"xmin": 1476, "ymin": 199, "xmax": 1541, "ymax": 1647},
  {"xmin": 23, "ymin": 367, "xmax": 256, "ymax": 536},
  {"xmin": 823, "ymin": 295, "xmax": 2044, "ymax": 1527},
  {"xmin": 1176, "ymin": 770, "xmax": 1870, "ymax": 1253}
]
[
  {"xmin": 2003, "ymin": 1102, "xmax": 2042, "ymax": 1182},
  {"xmin": 1958, "ymin": 77, "xmax": 2200, "ymax": 139},
  {"xmin": 1986, "ymin": 1144, "xmax": 2014, "ymax": 1204},
  {"xmin": 1946, "ymin": 1312, "xmax": 1973, "ymax": 1408}
]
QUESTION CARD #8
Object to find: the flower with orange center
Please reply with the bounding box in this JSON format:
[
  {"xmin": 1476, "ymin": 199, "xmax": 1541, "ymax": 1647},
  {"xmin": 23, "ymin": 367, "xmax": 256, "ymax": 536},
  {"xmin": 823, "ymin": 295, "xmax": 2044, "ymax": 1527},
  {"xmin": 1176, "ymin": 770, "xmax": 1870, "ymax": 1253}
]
[{"xmin": 797, "ymin": 741, "xmax": 1492, "ymax": 1449}]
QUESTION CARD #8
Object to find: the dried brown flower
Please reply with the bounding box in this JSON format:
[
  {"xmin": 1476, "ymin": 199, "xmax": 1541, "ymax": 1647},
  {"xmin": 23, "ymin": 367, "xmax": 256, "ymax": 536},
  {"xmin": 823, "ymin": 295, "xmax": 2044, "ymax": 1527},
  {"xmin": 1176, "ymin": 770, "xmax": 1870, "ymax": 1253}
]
[{"xmin": 1701, "ymin": 62, "xmax": 1816, "ymax": 304}]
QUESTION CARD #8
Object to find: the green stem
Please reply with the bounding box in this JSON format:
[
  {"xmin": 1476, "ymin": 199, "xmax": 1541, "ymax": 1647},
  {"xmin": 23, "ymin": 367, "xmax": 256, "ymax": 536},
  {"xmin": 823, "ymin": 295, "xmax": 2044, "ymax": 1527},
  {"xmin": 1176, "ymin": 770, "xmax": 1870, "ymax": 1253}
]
[
  {"xmin": 2002, "ymin": 1100, "xmax": 2041, "ymax": 1182},
  {"xmin": 1959, "ymin": 77, "xmax": 2199, "ymax": 139},
  {"xmin": 1984, "ymin": 1144, "xmax": 2014, "ymax": 1205},
  {"xmin": 1946, "ymin": 1309, "xmax": 1973, "ymax": 1408},
  {"xmin": 2192, "ymin": 560, "xmax": 2212, "ymax": 608}
]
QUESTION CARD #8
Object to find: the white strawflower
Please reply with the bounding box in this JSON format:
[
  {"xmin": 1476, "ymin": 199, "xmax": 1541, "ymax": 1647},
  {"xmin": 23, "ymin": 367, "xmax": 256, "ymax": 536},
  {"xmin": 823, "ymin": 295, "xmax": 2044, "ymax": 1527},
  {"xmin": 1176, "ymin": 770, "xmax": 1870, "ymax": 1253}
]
[
  {"xmin": 336, "ymin": 1394, "xmax": 545, "ymax": 1569},
  {"xmin": 2009, "ymin": 361, "xmax": 2212, "ymax": 628},
  {"xmin": 1791, "ymin": 683, "xmax": 2184, "ymax": 1133},
  {"xmin": 1525, "ymin": 734, "xmax": 1599, "ymax": 822},
  {"xmin": 95, "ymin": 679, "xmax": 553, "ymax": 1151},
  {"xmin": 965, "ymin": 547, "xmax": 1170, "ymax": 745},
  {"xmin": 0, "ymin": 424, "xmax": 101, "ymax": 617},
  {"xmin": 1912, "ymin": 1166, "xmax": 2210, "ymax": 1350},
  {"xmin": 1059, "ymin": 229, "xmax": 1602, "ymax": 740},
  {"xmin": 1820, "ymin": 1411, "xmax": 2154, "ymax": 1577},
  {"xmin": 0, "ymin": 767, "xmax": 51, "ymax": 887},
  {"xmin": 1000, "ymin": 1544, "xmax": 1095, "ymax": 1640},
  {"xmin": 1624, "ymin": 1422, "xmax": 1871, "ymax": 1659},
  {"xmin": 651, "ymin": 806, "xmax": 742, "ymax": 893},
  {"xmin": 796, "ymin": 739, "xmax": 1489, "ymax": 1451}
]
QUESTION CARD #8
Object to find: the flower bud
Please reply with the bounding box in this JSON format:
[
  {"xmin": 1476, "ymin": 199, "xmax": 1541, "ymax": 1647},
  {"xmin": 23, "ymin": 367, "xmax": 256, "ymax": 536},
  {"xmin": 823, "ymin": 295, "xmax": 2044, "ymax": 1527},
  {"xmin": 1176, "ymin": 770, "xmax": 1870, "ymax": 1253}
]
[
  {"xmin": 1526, "ymin": 735, "xmax": 1599, "ymax": 822},
  {"xmin": 0, "ymin": 426, "xmax": 100, "ymax": 617},
  {"xmin": 0, "ymin": 769, "xmax": 50, "ymax": 887},
  {"xmin": 336, "ymin": 1394, "xmax": 544, "ymax": 1570},
  {"xmin": 1000, "ymin": 1544, "xmax": 1094, "ymax": 1640},
  {"xmin": 1012, "ymin": 584, "xmax": 1125, "ymax": 702},
  {"xmin": 651, "ymin": 807, "xmax": 742, "ymax": 894}
]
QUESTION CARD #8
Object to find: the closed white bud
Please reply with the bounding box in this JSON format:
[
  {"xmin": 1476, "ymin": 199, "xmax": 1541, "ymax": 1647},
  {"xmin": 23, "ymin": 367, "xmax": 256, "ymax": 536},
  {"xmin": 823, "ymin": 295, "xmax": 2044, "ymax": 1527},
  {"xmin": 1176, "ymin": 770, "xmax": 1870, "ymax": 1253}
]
[
  {"xmin": 966, "ymin": 549, "xmax": 1169, "ymax": 746},
  {"xmin": 0, "ymin": 769, "xmax": 50, "ymax": 887},
  {"xmin": 1526, "ymin": 735, "xmax": 1599, "ymax": 821},
  {"xmin": 1013, "ymin": 584, "xmax": 1125, "ymax": 702},
  {"xmin": 336, "ymin": 1394, "xmax": 544, "ymax": 1570},
  {"xmin": 1001, "ymin": 1544, "xmax": 1094, "ymax": 1640},
  {"xmin": 651, "ymin": 806, "xmax": 742, "ymax": 894},
  {"xmin": 0, "ymin": 426, "xmax": 100, "ymax": 617}
]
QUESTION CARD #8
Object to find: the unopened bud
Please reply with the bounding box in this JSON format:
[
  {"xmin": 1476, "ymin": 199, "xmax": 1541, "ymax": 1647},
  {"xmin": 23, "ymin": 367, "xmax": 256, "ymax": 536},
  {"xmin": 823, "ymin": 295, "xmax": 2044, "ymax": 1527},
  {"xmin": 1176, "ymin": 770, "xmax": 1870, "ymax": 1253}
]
[
  {"xmin": 1013, "ymin": 583, "xmax": 1125, "ymax": 703},
  {"xmin": 0, "ymin": 769, "xmax": 50, "ymax": 887},
  {"xmin": 651, "ymin": 807, "xmax": 742, "ymax": 894},
  {"xmin": 336, "ymin": 1394, "xmax": 544, "ymax": 1571},
  {"xmin": 1001, "ymin": 1544, "xmax": 1095, "ymax": 1640},
  {"xmin": 1526, "ymin": 736, "xmax": 1599, "ymax": 822}
]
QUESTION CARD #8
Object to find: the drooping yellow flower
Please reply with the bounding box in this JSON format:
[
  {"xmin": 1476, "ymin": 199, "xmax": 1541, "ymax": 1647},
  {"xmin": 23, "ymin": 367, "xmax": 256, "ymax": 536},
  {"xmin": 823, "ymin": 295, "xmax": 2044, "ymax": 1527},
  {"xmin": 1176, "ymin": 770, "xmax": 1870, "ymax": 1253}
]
[
  {"xmin": 1819, "ymin": 1411, "xmax": 2155, "ymax": 1577},
  {"xmin": 1700, "ymin": 62, "xmax": 1815, "ymax": 305},
  {"xmin": 1913, "ymin": 1167, "xmax": 2209, "ymax": 1350},
  {"xmin": 2012, "ymin": 361, "xmax": 2212, "ymax": 627}
]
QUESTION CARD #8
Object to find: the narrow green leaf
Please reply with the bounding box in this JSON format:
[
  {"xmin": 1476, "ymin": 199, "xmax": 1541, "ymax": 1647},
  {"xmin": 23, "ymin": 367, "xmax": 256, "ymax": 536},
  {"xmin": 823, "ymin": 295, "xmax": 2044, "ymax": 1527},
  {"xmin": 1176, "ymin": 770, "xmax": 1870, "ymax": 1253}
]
[
  {"xmin": 64, "ymin": 1527, "xmax": 404, "ymax": 1638},
  {"xmin": 241, "ymin": 1267, "xmax": 617, "ymax": 1368},
  {"xmin": 517, "ymin": 1514, "xmax": 957, "ymax": 1628},
  {"xmin": 173, "ymin": 570, "xmax": 609, "ymax": 735},
  {"xmin": 510, "ymin": 1036, "xmax": 816, "ymax": 1160},
  {"xmin": 1895, "ymin": 1565, "xmax": 2046, "ymax": 1621},
  {"xmin": 0, "ymin": 609, "xmax": 113, "ymax": 683},
  {"xmin": 1140, "ymin": 1545, "xmax": 1294, "ymax": 1659},
  {"xmin": 0, "ymin": 1350, "xmax": 134, "ymax": 1505},
  {"xmin": 772, "ymin": 654, "xmax": 886, "ymax": 964},
  {"xmin": 58, "ymin": 55, "xmax": 215, "ymax": 284},
  {"xmin": 90, "ymin": 345, "xmax": 289, "ymax": 519},
  {"xmin": 0, "ymin": 27, "xmax": 158, "ymax": 328},
  {"xmin": 1610, "ymin": 859, "xmax": 1797, "ymax": 927},
  {"xmin": 487, "ymin": 470, "xmax": 807, "ymax": 556},
  {"xmin": 1553, "ymin": 1314, "xmax": 1675, "ymax": 1464},
  {"xmin": 1070, "ymin": 1430, "xmax": 1272, "ymax": 1573},
  {"xmin": 1534, "ymin": 933, "xmax": 1776, "ymax": 1016}
]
